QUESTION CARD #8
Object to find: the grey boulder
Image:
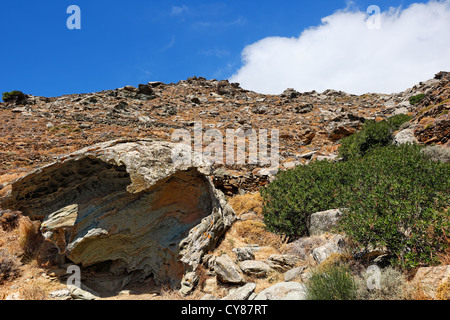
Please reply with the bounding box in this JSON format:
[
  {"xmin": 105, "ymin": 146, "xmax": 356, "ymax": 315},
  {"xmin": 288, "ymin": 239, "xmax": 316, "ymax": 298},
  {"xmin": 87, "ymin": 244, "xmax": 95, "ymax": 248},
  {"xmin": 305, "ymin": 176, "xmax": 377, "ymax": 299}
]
[
  {"xmin": 254, "ymin": 282, "xmax": 308, "ymax": 300},
  {"xmin": 1, "ymin": 139, "xmax": 236, "ymax": 292},
  {"xmin": 214, "ymin": 254, "xmax": 246, "ymax": 284}
]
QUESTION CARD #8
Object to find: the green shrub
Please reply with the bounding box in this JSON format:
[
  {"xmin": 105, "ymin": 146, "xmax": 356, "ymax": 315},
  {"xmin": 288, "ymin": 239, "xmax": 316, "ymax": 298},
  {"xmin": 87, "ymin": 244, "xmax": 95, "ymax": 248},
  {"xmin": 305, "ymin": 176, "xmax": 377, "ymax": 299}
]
[
  {"xmin": 2, "ymin": 90, "xmax": 25, "ymax": 102},
  {"xmin": 339, "ymin": 114, "xmax": 411, "ymax": 161},
  {"xmin": 387, "ymin": 114, "xmax": 412, "ymax": 131},
  {"xmin": 306, "ymin": 264, "xmax": 357, "ymax": 300},
  {"xmin": 261, "ymin": 144, "xmax": 449, "ymax": 270},
  {"xmin": 409, "ymin": 94, "xmax": 425, "ymax": 105},
  {"xmin": 337, "ymin": 145, "xmax": 449, "ymax": 269},
  {"xmin": 261, "ymin": 159, "xmax": 352, "ymax": 238}
]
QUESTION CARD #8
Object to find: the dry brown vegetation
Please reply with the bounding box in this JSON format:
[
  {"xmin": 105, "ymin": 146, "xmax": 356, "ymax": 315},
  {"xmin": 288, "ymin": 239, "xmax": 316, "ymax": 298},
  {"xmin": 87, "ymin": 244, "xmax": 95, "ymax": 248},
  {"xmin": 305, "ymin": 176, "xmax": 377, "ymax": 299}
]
[{"xmin": 228, "ymin": 192, "xmax": 263, "ymax": 216}]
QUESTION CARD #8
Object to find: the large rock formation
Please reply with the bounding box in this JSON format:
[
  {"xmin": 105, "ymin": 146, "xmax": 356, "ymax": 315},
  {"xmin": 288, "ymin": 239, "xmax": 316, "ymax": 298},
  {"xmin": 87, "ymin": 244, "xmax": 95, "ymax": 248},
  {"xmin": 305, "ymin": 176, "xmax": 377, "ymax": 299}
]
[{"xmin": 0, "ymin": 139, "xmax": 236, "ymax": 292}]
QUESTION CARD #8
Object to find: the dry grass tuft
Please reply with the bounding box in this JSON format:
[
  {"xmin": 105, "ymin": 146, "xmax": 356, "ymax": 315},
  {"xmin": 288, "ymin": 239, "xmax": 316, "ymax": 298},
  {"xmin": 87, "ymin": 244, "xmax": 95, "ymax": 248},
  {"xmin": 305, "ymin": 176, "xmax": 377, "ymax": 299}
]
[
  {"xmin": 18, "ymin": 216, "xmax": 43, "ymax": 260},
  {"xmin": 228, "ymin": 192, "xmax": 263, "ymax": 216},
  {"xmin": 252, "ymin": 269, "xmax": 285, "ymax": 294},
  {"xmin": 18, "ymin": 282, "xmax": 47, "ymax": 300},
  {"xmin": 436, "ymin": 279, "xmax": 450, "ymax": 300},
  {"xmin": 355, "ymin": 266, "xmax": 412, "ymax": 300},
  {"xmin": 233, "ymin": 220, "xmax": 284, "ymax": 249},
  {"xmin": 318, "ymin": 252, "xmax": 353, "ymax": 272}
]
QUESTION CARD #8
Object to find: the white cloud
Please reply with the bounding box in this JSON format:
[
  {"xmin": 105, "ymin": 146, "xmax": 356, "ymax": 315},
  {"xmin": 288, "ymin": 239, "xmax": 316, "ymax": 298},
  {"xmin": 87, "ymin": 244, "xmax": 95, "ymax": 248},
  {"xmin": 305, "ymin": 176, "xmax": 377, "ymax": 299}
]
[
  {"xmin": 170, "ymin": 5, "xmax": 189, "ymax": 17},
  {"xmin": 229, "ymin": 1, "xmax": 450, "ymax": 95}
]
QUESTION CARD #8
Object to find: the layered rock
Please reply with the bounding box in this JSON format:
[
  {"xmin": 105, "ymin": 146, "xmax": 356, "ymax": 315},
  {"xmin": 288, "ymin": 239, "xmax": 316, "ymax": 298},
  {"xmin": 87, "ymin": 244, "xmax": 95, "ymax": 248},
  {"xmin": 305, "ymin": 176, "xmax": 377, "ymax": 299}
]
[{"xmin": 0, "ymin": 139, "xmax": 236, "ymax": 291}]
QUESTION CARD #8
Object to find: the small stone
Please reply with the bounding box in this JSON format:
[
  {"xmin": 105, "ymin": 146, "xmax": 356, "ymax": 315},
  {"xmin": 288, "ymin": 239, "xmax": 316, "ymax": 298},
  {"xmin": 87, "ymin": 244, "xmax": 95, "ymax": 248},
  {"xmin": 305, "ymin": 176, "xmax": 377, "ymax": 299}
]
[
  {"xmin": 284, "ymin": 266, "xmax": 307, "ymax": 282},
  {"xmin": 232, "ymin": 247, "xmax": 255, "ymax": 262},
  {"xmin": 222, "ymin": 283, "xmax": 257, "ymax": 300},
  {"xmin": 254, "ymin": 282, "xmax": 308, "ymax": 300},
  {"xmin": 239, "ymin": 260, "xmax": 272, "ymax": 277},
  {"xmin": 267, "ymin": 255, "xmax": 300, "ymax": 271}
]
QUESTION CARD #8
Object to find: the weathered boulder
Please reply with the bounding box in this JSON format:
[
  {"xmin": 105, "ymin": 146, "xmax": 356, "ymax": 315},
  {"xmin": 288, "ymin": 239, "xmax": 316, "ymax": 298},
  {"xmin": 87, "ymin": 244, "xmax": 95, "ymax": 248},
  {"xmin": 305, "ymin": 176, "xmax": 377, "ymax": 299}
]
[
  {"xmin": 281, "ymin": 88, "xmax": 300, "ymax": 99},
  {"xmin": 232, "ymin": 246, "xmax": 256, "ymax": 262},
  {"xmin": 0, "ymin": 139, "xmax": 236, "ymax": 292},
  {"xmin": 284, "ymin": 266, "xmax": 308, "ymax": 282},
  {"xmin": 238, "ymin": 260, "xmax": 272, "ymax": 277},
  {"xmin": 393, "ymin": 128, "xmax": 418, "ymax": 145},
  {"xmin": 307, "ymin": 209, "xmax": 344, "ymax": 236},
  {"xmin": 67, "ymin": 284, "xmax": 100, "ymax": 300},
  {"xmin": 214, "ymin": 254, "xmax": 246, "ymax": 284},
  {"xmin": 312, "ymin": 235, "xmax": 345, "ymax": 265},
  {"xmin": 253, "ymin": 282, "xmax": 308, "ymax": 300},
  {"xmin": 48, "ymin": 288, "xmax": 71, "ymax": 300},
  {"xmin": 266, "ymin": 255, "xmax": 300, "ymax": 271},
  {"xmin": 202, "ymin": 277, "xmax": 218, "ymax": 294},
  {"xmin": 222, "ymin": 283, "xmax": 257, "ymax": 300},
  {"xmin": 412, "ymin": 265, "xmax": 450, "ymax": 300},
  {"xmin": 294, "ymin": 103, "xmax": 313, "ymax": 114}
]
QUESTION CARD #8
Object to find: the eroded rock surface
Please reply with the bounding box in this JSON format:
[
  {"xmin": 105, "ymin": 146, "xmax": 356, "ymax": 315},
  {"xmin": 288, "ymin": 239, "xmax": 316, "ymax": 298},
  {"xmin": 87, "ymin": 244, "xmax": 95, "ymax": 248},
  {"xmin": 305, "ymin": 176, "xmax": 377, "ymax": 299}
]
[{"xmin": 0, "ymin": 139, "xmax": 236, "ymax": 292}]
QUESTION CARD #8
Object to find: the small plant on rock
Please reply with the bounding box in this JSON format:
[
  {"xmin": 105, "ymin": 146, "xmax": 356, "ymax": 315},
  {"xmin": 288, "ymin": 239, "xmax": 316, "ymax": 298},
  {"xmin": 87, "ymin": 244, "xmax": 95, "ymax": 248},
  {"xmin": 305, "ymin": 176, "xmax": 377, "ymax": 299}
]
[
  {"xmin": 409, "ymin": 94, "xmax": 425, "ymax": 105},
  {"xmin": 306, "ymin": 264, "xmax": 357, "ymax": 300}
]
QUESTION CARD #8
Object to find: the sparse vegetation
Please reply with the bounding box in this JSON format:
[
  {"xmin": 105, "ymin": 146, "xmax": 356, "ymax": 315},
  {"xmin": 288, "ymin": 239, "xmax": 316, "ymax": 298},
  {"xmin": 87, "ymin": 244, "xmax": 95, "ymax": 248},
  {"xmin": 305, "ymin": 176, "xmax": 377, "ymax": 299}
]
[
  {"xmin": 228, "ymin": 192, "xmax": 263, "ymax": 216},
  {"xmin": 306, "ymin": 264, "xmax": 357, "ymax": 300},
  {"xmin": 409, "ymin": 93, "xmax": 426, "ymax": 105},
  {"xmin": 0, "ymin": 211, "xmax": 20, "ymax": 231},
  {"xmin": 338, "ymin": 114, "xmax": 411, "ymax": 160},
  {"xmin": 2, "ymin": 90, "xmax": 25, "ymax": 103},
  {"xmin": 421, "ymin": 145, "xmax": 450, "ymax": 163},
  {"xmin": 355, "ymin": 266, "xmax": 410, "ymax": 300},
  {"xmin": 0, "ymin": 250, "xmax": 21, "ymax": 284},
  {"xmin": 18, "ymin": 216, "xmax": 43, "ymax": 260}
]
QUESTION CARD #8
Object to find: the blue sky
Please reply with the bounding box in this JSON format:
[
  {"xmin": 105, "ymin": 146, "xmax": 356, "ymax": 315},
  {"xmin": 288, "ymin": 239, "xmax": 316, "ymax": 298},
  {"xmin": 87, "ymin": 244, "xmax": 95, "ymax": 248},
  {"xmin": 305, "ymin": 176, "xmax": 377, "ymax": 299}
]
[{"xmin": 0, "ymin": 0, "xmax": 446, "ymax": 99}]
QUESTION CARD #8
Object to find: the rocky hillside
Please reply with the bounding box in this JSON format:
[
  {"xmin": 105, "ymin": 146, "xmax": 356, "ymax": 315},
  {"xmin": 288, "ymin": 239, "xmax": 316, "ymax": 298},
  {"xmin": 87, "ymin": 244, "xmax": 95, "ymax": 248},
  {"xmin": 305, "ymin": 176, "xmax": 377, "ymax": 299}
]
[
  {"xmin": 1, "ymin": 72, "xmax": 449, "ymax": 195},
  {"xmin": 0, "ymin": 72, "xmax": 448, "ymax": 301}
]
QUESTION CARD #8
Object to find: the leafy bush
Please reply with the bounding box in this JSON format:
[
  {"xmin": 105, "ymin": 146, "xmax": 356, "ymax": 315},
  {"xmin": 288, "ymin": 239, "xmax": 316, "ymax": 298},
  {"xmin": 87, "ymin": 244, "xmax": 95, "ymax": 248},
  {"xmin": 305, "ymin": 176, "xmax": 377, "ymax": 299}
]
[
  {"xmin": 306, "ymin": 264, "xmax": 357, "ymax": 300},
  {"xmin": 261, "ymin": 159, "xmax": 352, "ymax": 238},
  {"xmin": 337, "ymin": 145, "xmax": 449, "ymax": 269},
  {"xmin": 261, "ymin": 144, "xmax": 449, "ymax": 269},
  {"xmin": 338, "ymin": 114, "xmax": 411, "ymax": 160},
  {"xmin": 409, "ymin": 94, "xmax": 425, "ymax": 105},
  {"xmin": 2, "ymin": 90, "xmax": 25, "ymax": 103},
  {"xmin": 387, "ymin": 114, "xmax": 412, "ymax": 130}
]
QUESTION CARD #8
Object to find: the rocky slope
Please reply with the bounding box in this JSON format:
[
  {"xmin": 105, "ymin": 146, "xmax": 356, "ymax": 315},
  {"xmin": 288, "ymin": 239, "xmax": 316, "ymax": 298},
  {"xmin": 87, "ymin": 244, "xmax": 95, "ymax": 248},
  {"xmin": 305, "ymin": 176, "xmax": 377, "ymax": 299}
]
[
  {"xmin": 1, "ymin": 72, "xmax": 449, "ymax": 196},
  {"xmin": 0, "ymin": 71, "xmax": 449, "ymax": 300}
]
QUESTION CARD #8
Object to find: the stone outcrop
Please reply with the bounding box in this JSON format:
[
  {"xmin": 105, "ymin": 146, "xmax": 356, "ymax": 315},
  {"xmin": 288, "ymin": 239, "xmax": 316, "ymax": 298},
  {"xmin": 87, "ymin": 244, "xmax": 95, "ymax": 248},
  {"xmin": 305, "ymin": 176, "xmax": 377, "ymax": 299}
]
[
  {"xmin": 253, "ymin": 282, "xmax": 308, "ymax": 300},
  {"xmin": 221, "ymin": 283, "xmax": 257, "ymax": 300},
  {"xmin": 238, "ymin": 260, "xmax": 272, "ymax": 277},
  {"xmin": 312, "ymin": 235, "xmax": 346, "ymax": 265},
  {"xmin": 0, "ymin": 139, "xmax": 236, "ymax": 292},
  {"xmin": 393, "ymin": 128, "xmax": 418, "ymax": 145},
  {"xmin": 266, "ymin": 254, "xmax": 300, "ymax": 271},
  {"xmin": 214, "ymin": 254, "xmax": 246, "ymax": 284},
  {"xmin": 307, "ymin": 208, "xmax": 344, "ymax": 236},
  {"xmin": 412, "ymin": 265, "xmax": 450, "ymax": 300}
]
